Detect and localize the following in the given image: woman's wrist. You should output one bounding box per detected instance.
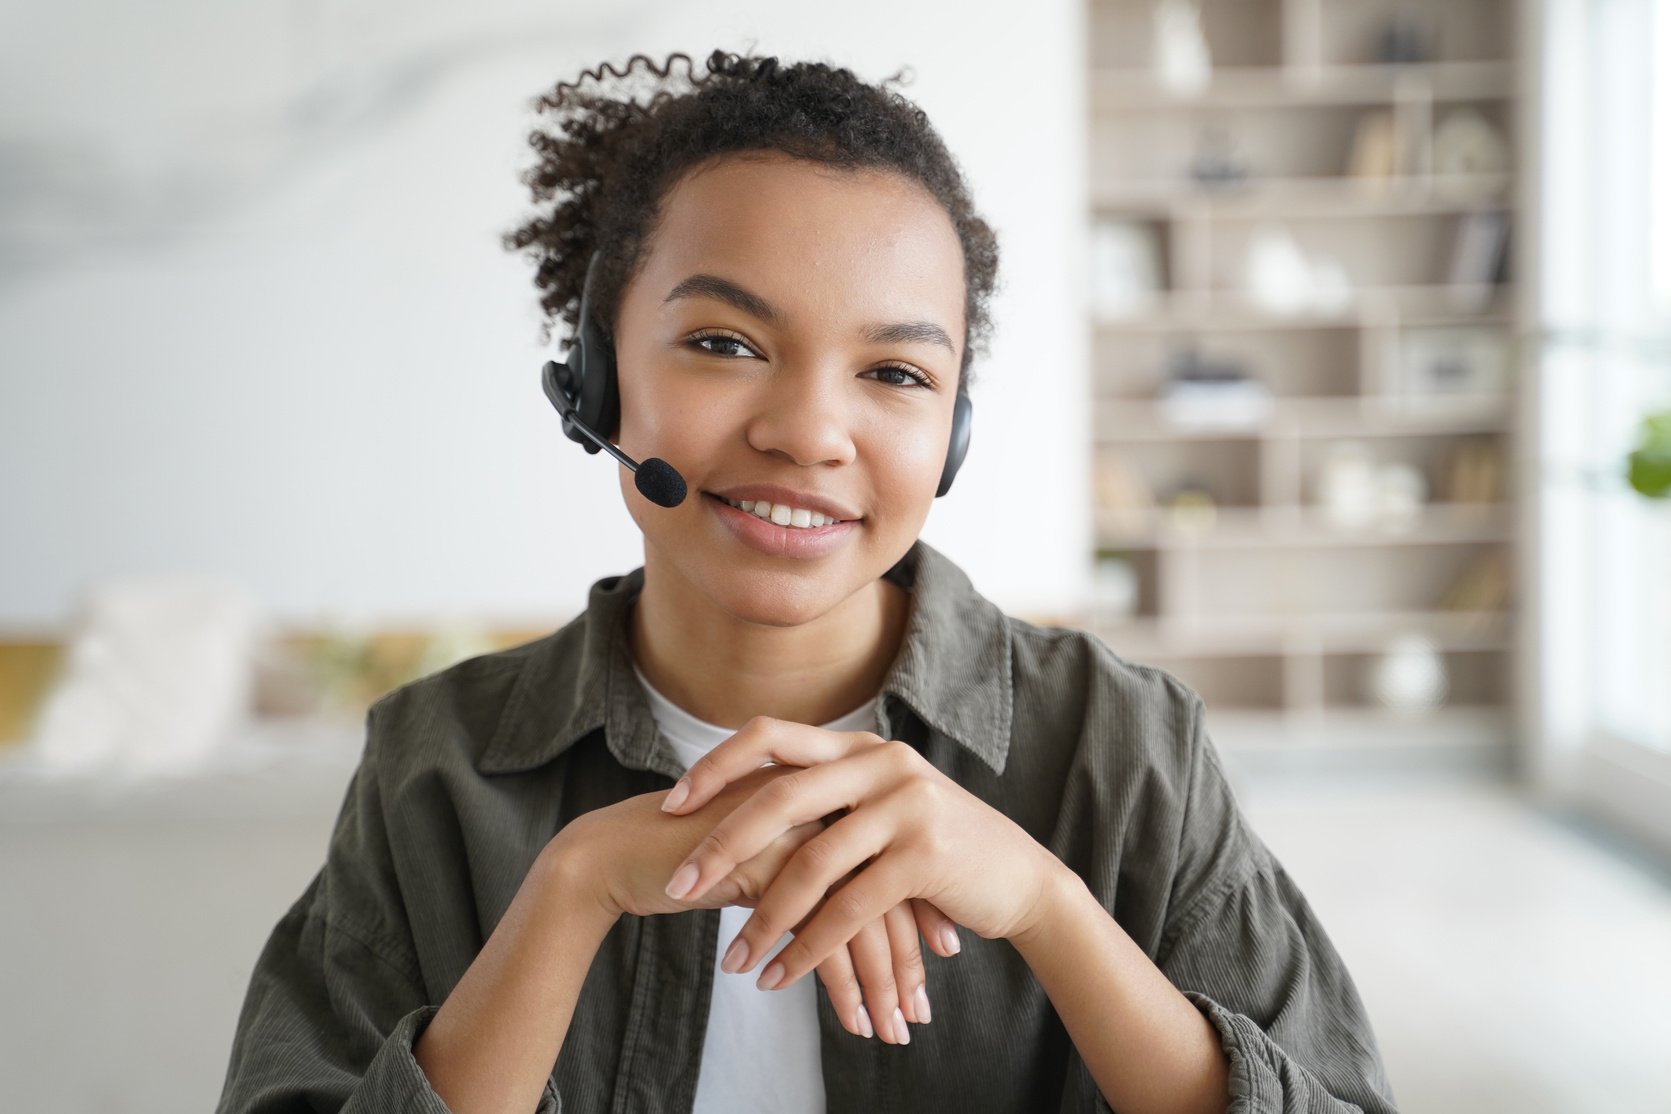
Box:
[539,823,625,938]
[1007,854,1087,953]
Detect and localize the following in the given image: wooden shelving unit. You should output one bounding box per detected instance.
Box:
[1084,0,1523,757]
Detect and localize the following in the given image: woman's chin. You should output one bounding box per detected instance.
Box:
[708,577,849,630]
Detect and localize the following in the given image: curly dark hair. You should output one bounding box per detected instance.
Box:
[500,49,1000,391]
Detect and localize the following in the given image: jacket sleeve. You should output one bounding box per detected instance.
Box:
[1153,695,1401,1114]
[214,705,562,1114]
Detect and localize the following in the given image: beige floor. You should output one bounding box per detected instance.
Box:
[1227,762,1671,1114]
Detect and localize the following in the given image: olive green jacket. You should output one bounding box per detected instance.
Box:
[216,539,1398,1113]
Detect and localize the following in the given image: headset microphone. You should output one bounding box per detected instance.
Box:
[541,361,687,507]
[540,252,688,508]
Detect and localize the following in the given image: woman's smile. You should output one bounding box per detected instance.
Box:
[704,492,861,560]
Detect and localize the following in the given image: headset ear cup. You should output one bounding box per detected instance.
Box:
[574,310,617,442]
[564,251,617,450]
[595,341,621,442]
[936,391,973,498]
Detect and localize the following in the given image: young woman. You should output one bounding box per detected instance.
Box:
[216,51,1399,1114]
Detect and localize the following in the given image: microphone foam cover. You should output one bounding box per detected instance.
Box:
[635,458,687,508]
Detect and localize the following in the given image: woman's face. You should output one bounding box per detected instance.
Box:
[611,151,967,628]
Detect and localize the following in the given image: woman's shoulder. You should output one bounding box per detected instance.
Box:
[1004,613,1204,723]
[360,619,588,775]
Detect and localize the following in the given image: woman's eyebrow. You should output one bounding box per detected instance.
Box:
[663,272,955,355]
[664,273,782,326]
[862,320,955,355]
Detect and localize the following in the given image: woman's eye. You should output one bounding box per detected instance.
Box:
[690,333,756,358]
[867,365,931,389]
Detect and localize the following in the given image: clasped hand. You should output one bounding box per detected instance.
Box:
[659,717,1060,1001]
[563,761,954,1043]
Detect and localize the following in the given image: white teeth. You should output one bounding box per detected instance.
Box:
[719,496,841,529]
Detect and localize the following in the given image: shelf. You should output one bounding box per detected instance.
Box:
[1090,609,1511,657]
[1092,287,1514,332]
[1092,61,1516,110]
[1093,174,1513,218]
[1094,395,1510,442]
[1202,705,1513,756]
[1095,501,1512,549]
[1082,0,1523,751]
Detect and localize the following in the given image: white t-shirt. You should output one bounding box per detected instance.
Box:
[633,662,878,1114]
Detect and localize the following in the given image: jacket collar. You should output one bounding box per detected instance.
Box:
[476,539,1013,780]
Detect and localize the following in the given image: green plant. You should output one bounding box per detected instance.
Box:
[1627,408,1671,499]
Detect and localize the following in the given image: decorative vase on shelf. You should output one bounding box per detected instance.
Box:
[1318,441,1380,530]
[1366,635,1449,717]
[1245,224,1313,315]
[1154,0,1211,95]
[1092,554,1140,624]
[1375,462,1428,532]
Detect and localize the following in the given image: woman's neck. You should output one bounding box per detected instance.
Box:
[627,552,911,730]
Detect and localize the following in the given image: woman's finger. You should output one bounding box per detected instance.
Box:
[761,855,917,993]
[845,915,908,1045]
[718,803,899,977]
[884,900,929,1028]
[812,941,875,1040]
[669,744,906,903]
[911,897,962,959]
[662,716,890,815]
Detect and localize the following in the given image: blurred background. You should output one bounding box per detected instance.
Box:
[1,0,1668,1110]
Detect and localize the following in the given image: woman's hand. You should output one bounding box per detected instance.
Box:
[658,717,1067,994]
[554,764,961,1043]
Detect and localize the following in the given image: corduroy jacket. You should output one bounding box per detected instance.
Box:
[216,539,1399,1113]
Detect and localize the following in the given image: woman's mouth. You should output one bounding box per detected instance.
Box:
[711,494,850,530]
[703,493,860,559]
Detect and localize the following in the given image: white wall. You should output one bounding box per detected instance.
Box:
[0,0,1089,634]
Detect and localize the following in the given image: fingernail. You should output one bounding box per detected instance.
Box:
[855,1004,874,1039]
[665,862,698,900]
[939,925,961,955]
[756,961,784,991]
[662,778,690,812]
[914,984,931,1024]
[721,937,749,974]
[892,1006,910,1045]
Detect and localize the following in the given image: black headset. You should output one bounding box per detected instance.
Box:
[541,252,973,506]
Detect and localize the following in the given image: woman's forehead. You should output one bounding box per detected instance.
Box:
[637,154,966,325]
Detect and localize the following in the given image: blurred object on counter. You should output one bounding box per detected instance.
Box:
[255,618,510,722]
[25,577,259,777]
[0,642,63,747]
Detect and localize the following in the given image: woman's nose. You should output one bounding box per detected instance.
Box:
[744,366,857,468]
